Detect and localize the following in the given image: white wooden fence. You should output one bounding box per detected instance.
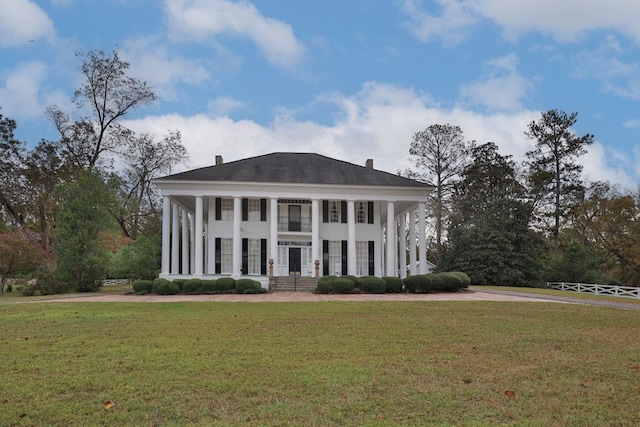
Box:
[102,279,131,286]
[548,282,640,299]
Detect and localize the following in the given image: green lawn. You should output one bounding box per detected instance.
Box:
[1,300,639,426]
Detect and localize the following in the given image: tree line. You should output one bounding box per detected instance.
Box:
[0,50,187,295]
[407,115,640,287]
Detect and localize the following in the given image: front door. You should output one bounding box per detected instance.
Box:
[288,205,301,232]
[289,247,301,276]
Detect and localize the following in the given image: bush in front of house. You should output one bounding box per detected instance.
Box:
[152,278,171,294]
[201,279,218,294]
[403,274,433,293]
[133,280,153,294]
[183,278,203,295]
[156,281,179,295]
[358,276,386,294]
[382,276,403,293]
[315,275,336,294]
[450,271,471,288]
[235,278,266,294]
[215,277,236,292]
[334,277,355,293]
[171,278,187,292]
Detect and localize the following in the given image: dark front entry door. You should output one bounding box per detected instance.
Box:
[288,205,301,232]
[289,247,301,276]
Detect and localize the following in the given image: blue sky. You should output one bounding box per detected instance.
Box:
[1,0,639,187]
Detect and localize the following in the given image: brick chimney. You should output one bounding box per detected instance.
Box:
[365,158,373,169]
[215,155,223,165]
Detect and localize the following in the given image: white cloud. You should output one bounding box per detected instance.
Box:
[459,53,535,111]
[0,62,47,119]
[401,0,478,45]
[0,0,55,47]
[123,38,212,100]
[164,0,306,69]
[207,96,245,116]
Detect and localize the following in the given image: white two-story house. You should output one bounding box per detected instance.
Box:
[153,152,433,289]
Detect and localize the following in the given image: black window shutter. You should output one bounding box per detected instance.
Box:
[215,238,221,274]
[260,199,267,222]
[341,240,348,275]
[260,239,267,275]
[341,201,347,223]
[368,201,374,224]
[242,198,248,221]
[215,198,222,221]
[322,200,328,223]
[242,238,248,275]
[322,240,329,276]
[368,240,375,275]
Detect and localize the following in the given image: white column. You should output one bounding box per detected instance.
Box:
[181,209,189,275]
[160,196,170,277]
[311,199,320,269]
[400,212,407,279]
[418,202,427,274]
[347,200,357,275]
[270,198,278,276]
[190,213,195,274]
[194,196,203,277]
[386,201,396,277]
[409,208,417,276]
[232,196,242,278]
[171,203,179,274]
[207,197,216,275]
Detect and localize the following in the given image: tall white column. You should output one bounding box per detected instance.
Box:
[409,208,417,276]
[400,212,407,279]
[347,200,357,275]
[270,198,278,276]
[232,196,242,278]
[311,199,319,269]
[194,196,203,277]
[190,213,195,274]
[386,201,396,277]
[171,203,179,274]
[418,202,427,274]
[207,197,216,275]
[161,196,170,277]
[181,209,189,274]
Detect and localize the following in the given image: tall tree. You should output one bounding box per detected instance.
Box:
[441,143,544,287]
[526,109,593,259]
[46,50,157,172]
[0,230,48,295]
[0,110,27,228]
[408,124,473,263]
[54,172,117,292]
[111,131,187,239]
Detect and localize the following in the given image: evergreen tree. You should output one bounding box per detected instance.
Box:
[441,143,544,287]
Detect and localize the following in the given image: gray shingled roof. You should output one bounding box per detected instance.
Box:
[156,152,431,188]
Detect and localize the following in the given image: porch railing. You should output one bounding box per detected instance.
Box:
[278,216,312,232]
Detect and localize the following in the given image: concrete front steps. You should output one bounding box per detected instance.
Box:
[269,276,317,292]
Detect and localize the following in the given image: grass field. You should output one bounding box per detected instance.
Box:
[1,299,639,426]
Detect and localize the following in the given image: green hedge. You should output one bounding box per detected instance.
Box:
[334,277,355,293]
[152,278,170,294]
[382,276,403,293]
[201,280,217,294]
[235,278,266,294]
[359,276,386,294]
[183,279,203,295]
[156,281,179,295]
[216,277,236,292]
[171,278,187,292]
[403,275,432,293]
[316,275,336,294]
[133,280,153,294]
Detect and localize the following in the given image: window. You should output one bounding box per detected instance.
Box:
[356,241,369,276]
[329,200,341,223]
[247,239,261,275]
[356,201,368,224]
[220,238,233,274]
[328,240,342,275]
[248,199,261,221]
[221,198,234,221]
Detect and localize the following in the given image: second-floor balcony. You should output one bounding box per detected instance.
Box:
[278,216,312,232]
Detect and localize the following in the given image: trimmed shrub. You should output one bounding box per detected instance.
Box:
[431,272,465,292]
[216,277,236,292]
[235,278,265,294]
[316,275,336,294]
[201,280,218,294]
[450,272,471,288]
[156,281,179,295]
[152,278,170,294]
[382,276,403,293]
[133,280,153,294]
[359,276,387,294]
[403,275,433,293]
[183,279,203,295]
[334,277,355,293]
[172,279,187,292]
